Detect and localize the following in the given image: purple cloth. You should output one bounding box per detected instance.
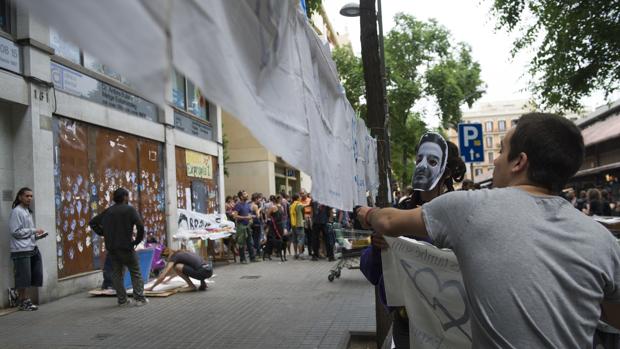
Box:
[360,246,389,309]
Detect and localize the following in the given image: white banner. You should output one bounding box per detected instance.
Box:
[19,0,379,210]
[176,209,235,241]
[382,236,472,349]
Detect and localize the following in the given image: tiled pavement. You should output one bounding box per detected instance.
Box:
[0,256,375,349]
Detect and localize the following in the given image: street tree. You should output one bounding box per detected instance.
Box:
[332,14,483,187]
[491,0,620,111]
[332,46,366,119]
[385,14,484,187]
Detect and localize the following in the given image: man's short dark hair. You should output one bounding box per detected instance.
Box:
[508,113,584,192]
[113,188,129,204]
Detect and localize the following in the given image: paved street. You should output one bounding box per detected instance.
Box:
[0,258,375,349]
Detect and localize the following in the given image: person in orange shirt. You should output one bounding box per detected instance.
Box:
[299,190,313,257]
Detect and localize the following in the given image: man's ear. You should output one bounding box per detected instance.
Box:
[510,152,529,174]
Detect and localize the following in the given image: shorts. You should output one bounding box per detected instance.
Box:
[182,264,213,280]
[11,247,43,289]
[293,227,305,246]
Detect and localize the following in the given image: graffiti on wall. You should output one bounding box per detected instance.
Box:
[54,117,166,278]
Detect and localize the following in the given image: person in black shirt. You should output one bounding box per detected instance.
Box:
[89,188,147,307]
[146,250,212,291]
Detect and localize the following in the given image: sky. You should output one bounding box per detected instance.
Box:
[323,0,619,127]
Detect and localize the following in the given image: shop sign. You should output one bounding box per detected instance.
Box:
[50,62,157,121]
[0,36,20,74]
[186,150,213,179]
[174,110,213,140]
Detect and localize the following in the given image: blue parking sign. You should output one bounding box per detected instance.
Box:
[458,123,484,163]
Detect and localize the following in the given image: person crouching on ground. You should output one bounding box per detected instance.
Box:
[146,250,212,291]
[89,187,148,307]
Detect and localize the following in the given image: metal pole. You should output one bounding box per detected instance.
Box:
[470,163,474,181]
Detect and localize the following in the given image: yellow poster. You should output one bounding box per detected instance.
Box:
[186,150,212,179]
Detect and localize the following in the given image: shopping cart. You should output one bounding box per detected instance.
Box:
[328,223,372,282]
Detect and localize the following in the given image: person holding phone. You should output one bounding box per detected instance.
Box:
[8,187,47,311]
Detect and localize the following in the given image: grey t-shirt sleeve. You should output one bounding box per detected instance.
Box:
[604,241,620,302]
[421,190,475,249]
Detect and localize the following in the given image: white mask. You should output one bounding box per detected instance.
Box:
[412,133,448,192]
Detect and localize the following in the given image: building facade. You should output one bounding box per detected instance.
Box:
[447,100,534,181]
[222,111,311,197]
[568,99,620,201]
[0,4,224,307]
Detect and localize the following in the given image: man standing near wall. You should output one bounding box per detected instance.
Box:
[8,187,47,311]
[89,188,148,307]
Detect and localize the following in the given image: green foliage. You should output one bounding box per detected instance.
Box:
[491,0,620,111]
[304,0,322,18]
[332,46,367,120]
[385,14,484,186]
[223,132,230,177]
[332,13,484,187]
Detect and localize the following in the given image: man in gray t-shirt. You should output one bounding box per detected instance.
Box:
[355,113,620,347]
[423,187,620,347]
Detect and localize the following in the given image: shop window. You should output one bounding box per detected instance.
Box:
[171,70,186,110]
[171,70,209,122]
[50,28,81,65]
[485,121,494,132]
[475,168,483,176]
[0,0,11,34]
[51,30,130,85]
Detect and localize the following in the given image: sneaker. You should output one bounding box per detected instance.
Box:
[7,288,18,308]
[19,299,38,311]
[134,298,149,307]
[118,299,132,307]
[294,254,299,260]
[199,280,208,291]
[241,260,249,264]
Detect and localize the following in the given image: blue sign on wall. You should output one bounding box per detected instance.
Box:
[458,123,484,163]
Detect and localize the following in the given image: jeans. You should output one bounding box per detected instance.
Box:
[251,224,262,255]
[101,254,113,289]
[109,249,145,303]
[236,224,255,262]
[312,223,334,258]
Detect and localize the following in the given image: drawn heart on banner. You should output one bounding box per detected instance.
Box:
[400,260,472,341]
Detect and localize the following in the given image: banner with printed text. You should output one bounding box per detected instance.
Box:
[382,236,472,349]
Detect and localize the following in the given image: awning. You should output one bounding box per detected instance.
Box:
[573,161,620,178]
[581,113,620,147]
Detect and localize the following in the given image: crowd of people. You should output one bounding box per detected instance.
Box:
[224,189,352,264]
[564,187,620,216]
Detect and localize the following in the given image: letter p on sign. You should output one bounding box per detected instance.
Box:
[463,126,478,147]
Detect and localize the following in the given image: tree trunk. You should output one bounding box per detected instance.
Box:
[360,0,389,208]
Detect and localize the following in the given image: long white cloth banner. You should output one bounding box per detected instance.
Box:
[20,0,379,211]
[382,237,472,349]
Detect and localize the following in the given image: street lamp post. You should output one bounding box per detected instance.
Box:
[341,3,392,348]
[340,0,391,209]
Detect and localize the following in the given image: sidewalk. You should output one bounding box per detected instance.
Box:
[0,257,375,349]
